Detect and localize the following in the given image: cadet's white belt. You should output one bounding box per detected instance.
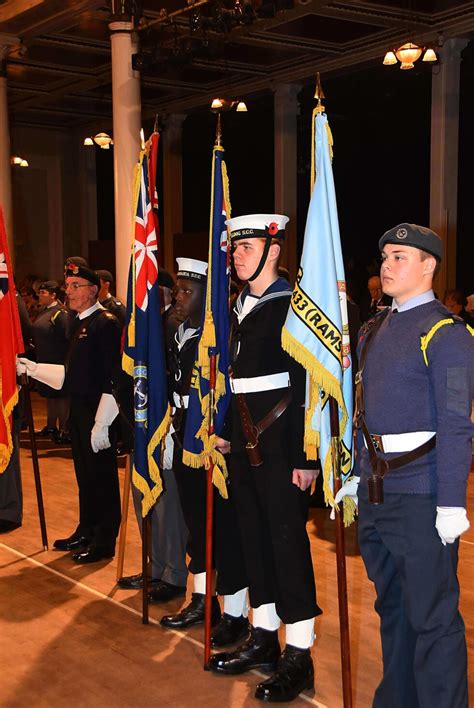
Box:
[173,392,189,409]
[230,372,290,394]
[364,431,436,454]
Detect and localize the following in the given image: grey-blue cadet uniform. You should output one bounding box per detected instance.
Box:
[356,289,473,707]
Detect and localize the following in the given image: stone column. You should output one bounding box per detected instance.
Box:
[429,38,467,295]
[0,34,19,258]
[109,20,142,301]
[274,83,299,281]
[163,113,186,275]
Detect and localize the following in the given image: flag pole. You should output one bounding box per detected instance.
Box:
[329,396,353,707]
[142,511,151,624]
[22,376,48,550]
[116,452,132,581]
[204,352,217,668]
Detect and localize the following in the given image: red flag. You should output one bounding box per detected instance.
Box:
[0,208,24,474]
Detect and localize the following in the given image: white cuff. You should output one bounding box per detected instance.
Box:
[95,393,119,426]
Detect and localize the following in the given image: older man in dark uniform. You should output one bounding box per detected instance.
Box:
[337,224,474,708]
[18,263,122,563]
[210,214,321,703]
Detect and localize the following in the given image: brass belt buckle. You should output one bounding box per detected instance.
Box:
[370,434,384,453]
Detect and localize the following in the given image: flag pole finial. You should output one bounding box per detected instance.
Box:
[215,113,222,147]
[314,72,325,113]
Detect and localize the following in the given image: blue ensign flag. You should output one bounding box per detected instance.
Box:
[123,139,171,516]
[182,145,231,498]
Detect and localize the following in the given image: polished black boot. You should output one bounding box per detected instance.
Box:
[53,531,91,551]
[209,625,280,675]
[211,613,250,648]
[254,644,314,702]
[160,593,221,629]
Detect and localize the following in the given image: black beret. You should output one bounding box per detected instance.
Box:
[39,280,59,293]
[96,269,114,284]
[379,223,443,262]
[65,256,88,268]
[64,262,100,287]
[158,269,174,290]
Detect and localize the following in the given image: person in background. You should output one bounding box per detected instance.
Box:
[30,280,70,443]
[97,269,126,327]
[444,288,474,326]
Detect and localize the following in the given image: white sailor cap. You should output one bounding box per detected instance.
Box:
[176,257,208,282]
[225,214,289,242]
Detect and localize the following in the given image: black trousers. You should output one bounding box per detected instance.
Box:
[173,451,247,596]
[229,451,320,625]
[69,397,121,548]
[358,487,468,708]
[0,417,22,526]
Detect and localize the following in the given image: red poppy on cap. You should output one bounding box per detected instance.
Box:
[267,222,279,236]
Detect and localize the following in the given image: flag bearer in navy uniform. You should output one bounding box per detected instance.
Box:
[337,224,474,708]
[210,215,321,703]
[160,258,249,648]
[17,263,122,563]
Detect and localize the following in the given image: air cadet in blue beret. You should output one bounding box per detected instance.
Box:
[337,223,474,708]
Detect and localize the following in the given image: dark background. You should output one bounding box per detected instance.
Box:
[96,39,473,304]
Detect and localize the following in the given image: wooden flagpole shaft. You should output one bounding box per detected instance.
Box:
[329,395,353,708]
[142,511,151,624]
[22,376,48,550]
[116,453,132,581]
[204,353,217,669]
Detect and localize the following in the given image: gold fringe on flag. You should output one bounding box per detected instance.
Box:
[0,368,18,474]
[281,326,350,513]
[132,404,172,516]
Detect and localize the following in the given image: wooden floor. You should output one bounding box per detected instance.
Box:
[0,394,473,707]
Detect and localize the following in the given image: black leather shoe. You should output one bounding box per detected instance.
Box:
[254,645,314,702]
[160,593,221,629]
[117,572,161,590]
[0,520,21,533]
[209,625,280,675]
[72,546,115,564]
[148,581,186,603]
[53,431,71,444]
[53,532,91,551]
[36,426,58,438]
[211,613,250,648]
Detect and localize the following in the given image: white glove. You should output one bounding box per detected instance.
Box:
[435,506,470,545]
[90,393,119,454]
[162,426,175,469]
[91,423,110,453]
[16,357,65,389]
[330,477,360,520]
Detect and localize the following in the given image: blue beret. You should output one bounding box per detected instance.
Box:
[379,223,443,261]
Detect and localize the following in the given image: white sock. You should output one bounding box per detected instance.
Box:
[223,587,249,618]
[285,618,315,649]
[193,572,210,595]
[252,603,281,631]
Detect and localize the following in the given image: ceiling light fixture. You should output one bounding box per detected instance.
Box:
[383,42,437,70]
[83,132,113,148]
[211,98,248,113]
